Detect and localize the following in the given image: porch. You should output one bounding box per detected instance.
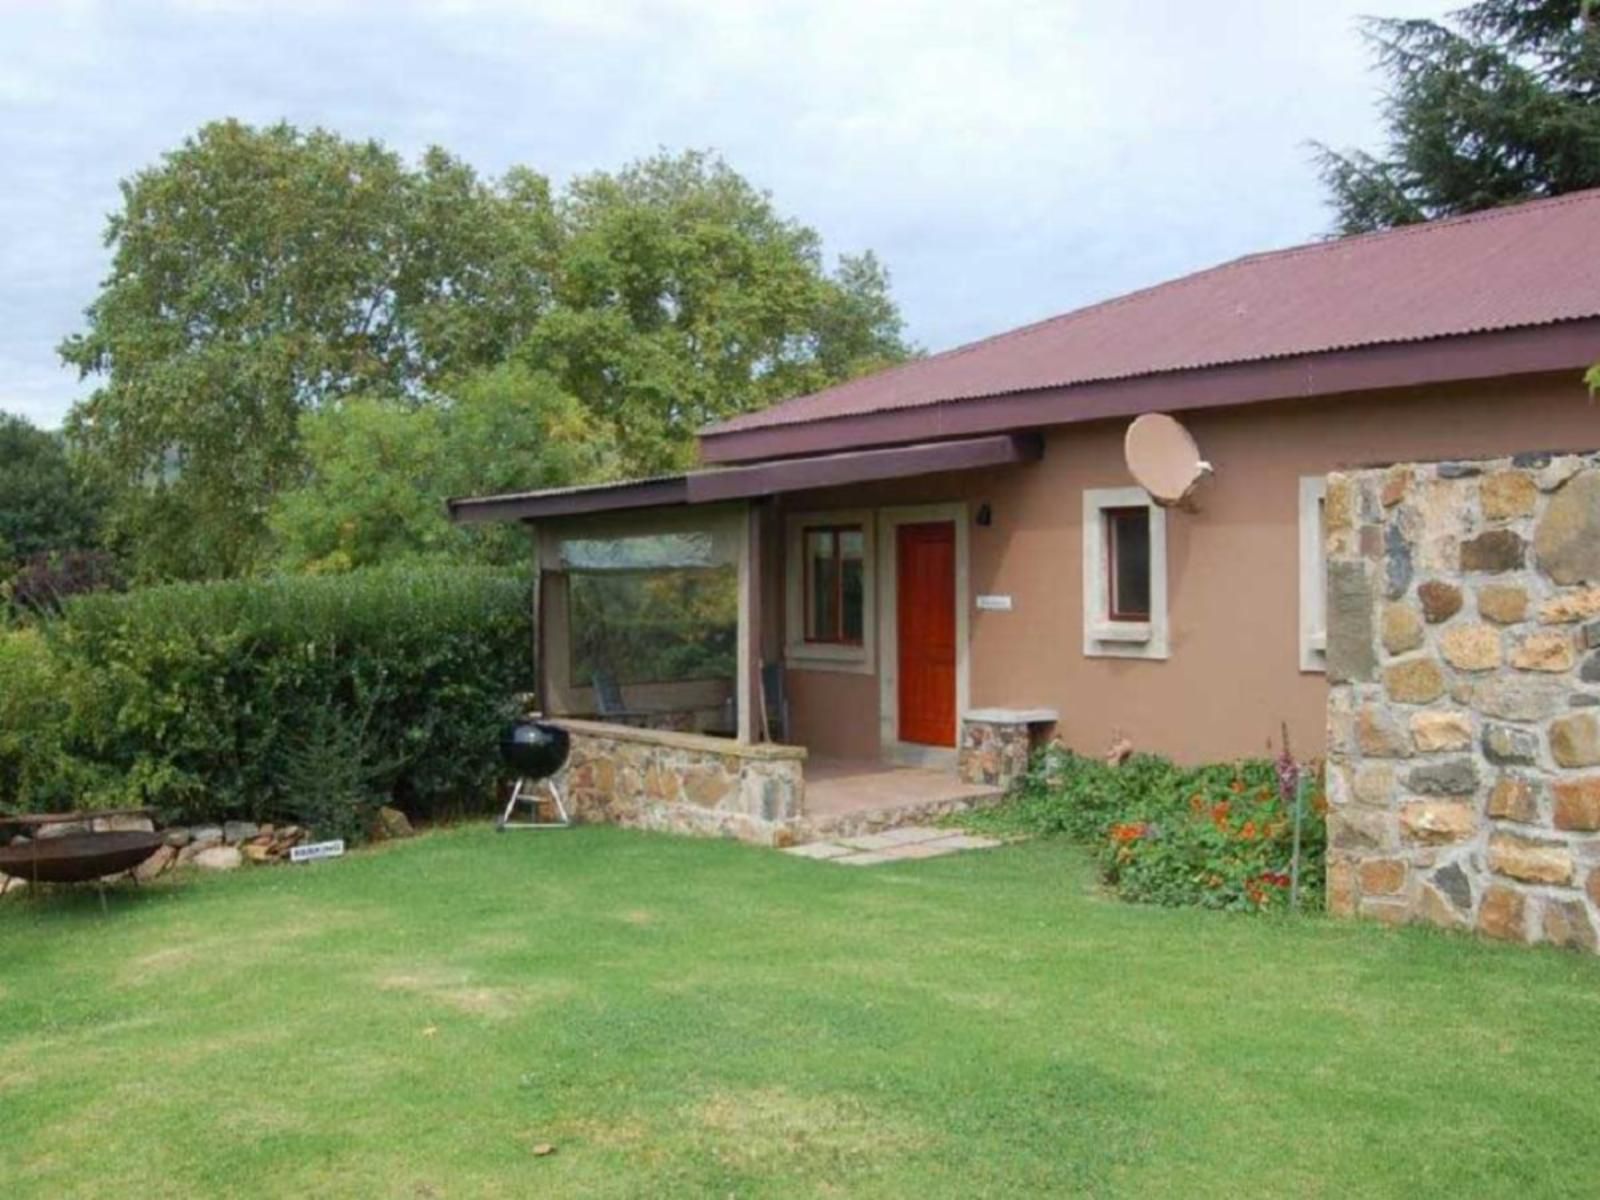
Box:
[545,719,1009,846]
[801,756,1007,840]
[449,433,1052,844]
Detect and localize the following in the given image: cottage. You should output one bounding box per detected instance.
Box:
[451,188,1600,843]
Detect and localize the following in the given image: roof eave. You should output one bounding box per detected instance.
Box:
[697,320,1600,466]
[447,476,691,524]
[446,433,1042,525]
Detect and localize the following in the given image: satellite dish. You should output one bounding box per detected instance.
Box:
[1125,413,1213,508]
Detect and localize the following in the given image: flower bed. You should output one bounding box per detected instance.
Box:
[961,745,1327,912]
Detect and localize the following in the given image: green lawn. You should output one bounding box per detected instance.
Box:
[2,827,1597,1198]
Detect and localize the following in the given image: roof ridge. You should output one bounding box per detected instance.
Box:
[703,186,1600,438]
[820,188,1600,381]
[1228,185,1600,269]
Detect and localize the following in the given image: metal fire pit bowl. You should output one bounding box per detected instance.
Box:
[0,830,167,884]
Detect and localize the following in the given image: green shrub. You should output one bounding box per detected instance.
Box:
[0,628,87,812]
[276,699,394,844]
[12,566,532,833]
[963,743,1326,913]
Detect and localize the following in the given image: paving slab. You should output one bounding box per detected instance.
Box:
[831,851,899,866]
[835,826,953,851]
[879,839,964,860]
[780,841,854,860]
[926,834,1003,851]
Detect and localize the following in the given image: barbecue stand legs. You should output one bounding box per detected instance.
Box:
[496,775,572,831]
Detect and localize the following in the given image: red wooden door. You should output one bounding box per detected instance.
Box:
[896,521,957,747]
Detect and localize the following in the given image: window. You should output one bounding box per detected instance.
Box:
[1299,476,1328,672]
[785,511,875,672]
[1104,507,1151,621]
[803,525,865,644]
[1083,488,1168,659]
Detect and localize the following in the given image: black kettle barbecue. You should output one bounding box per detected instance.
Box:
[496,719,572,831]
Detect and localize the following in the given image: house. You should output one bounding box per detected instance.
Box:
[450,188,1600,843]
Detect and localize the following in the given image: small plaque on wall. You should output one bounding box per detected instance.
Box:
[976,594,1013,612]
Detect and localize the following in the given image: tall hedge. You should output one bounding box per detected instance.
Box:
[9,567,532,828]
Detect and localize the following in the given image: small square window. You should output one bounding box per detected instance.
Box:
[1083,488,1168,659]
[803,524,865,644]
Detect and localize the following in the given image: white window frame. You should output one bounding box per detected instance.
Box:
[1082,487,1168,660]
[1298,475,1328,673]
[784,509,875,674]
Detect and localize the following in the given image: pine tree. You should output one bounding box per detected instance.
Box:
[1317,0,1600,234]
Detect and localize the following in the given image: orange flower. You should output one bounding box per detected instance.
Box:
[1240,820,1258,841]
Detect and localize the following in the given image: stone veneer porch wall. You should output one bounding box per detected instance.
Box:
[552,719,806,847]
[1325,452,1600,950]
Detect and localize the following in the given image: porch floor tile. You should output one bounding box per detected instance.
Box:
[785,826,1005,866]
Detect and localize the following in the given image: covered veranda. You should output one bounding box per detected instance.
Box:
[447,434,1042,843]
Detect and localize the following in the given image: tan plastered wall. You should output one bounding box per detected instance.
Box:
[783,370,1600,764]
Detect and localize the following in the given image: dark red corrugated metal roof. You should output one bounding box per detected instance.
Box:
[705,188,1600,438]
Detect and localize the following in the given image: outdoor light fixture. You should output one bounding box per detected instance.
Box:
[976,503,993,527]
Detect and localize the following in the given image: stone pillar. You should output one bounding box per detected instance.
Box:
[958,708,1059,789]
[1324,454,1600,951]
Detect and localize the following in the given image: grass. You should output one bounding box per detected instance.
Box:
[2,827,1598,1198]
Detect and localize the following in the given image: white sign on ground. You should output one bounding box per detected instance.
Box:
[290,839,346,864]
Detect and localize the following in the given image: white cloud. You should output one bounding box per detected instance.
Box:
[0,0,1453,428]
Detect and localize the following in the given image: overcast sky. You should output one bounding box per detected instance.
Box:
[0,0,1454,428]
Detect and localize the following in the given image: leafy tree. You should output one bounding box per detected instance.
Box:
[60,121,551,579]
[1316,0,1600,234]
[62,126,908,579]
[527,150,909,473]
[268,363,616,573]
[0,412,100,565]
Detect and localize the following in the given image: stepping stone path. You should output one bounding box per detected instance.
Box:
[781,825,1003,866]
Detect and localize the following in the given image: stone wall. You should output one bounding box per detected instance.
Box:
[554,719,806,847]
[1325,453,1600,950]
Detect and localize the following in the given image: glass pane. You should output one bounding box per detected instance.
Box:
[1109,509,1151,619]
[1314,497,1327,629]
[560,532,715,571]
[806,529,837,640]
[569,566,737,686]
[840,531,865,642]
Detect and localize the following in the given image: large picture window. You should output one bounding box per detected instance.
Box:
[803,525,865,644]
